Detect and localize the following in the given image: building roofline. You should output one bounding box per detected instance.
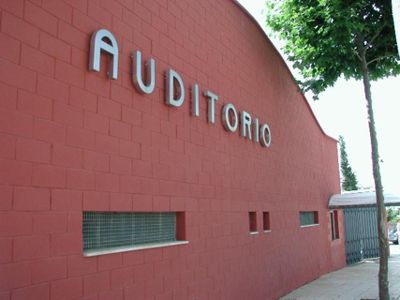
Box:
[232,1,337,143]
[328,190,400,208]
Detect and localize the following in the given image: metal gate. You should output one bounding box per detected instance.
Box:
[343,207,379,264]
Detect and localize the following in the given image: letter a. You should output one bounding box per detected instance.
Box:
[89,29,119,80]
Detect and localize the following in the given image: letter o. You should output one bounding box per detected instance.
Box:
[260,123,272,147]
[222,103,238,132]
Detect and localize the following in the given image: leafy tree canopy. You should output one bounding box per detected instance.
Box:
[387,208,400,222]
[266,0,400,97]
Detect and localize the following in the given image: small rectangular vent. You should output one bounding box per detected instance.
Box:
[263,211,270,231]
[249,211,258,233]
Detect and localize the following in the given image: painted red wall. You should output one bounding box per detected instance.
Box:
[0,0,345,299]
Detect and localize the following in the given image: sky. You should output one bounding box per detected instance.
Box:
[238,0,400,193]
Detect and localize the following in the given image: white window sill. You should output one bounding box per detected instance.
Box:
[83,240,189,257]
[263,230,272,233]
[249,231,259,235]
[300,224,320,228]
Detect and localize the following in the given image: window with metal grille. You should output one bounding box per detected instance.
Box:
[330,210,340,240]
[83,211,187,256]
[299,211,319,227]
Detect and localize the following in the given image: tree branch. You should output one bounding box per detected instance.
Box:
[367,54,392,66]
[355,32,367,60]
[367,21,388,49]
[352,48,362,61]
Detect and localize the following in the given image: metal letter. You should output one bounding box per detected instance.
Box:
[222,103,238,132]
[191,84,200,117]
[260,123,272,147]
[89,29,119,80]
[240,111,252,140]
[204,91,218,124]
[166,69,185,107]
[132,50,155,94]
[253,118,260,143]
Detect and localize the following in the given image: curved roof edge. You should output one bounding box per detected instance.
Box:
[232,1,337,143]
[329,191,400,208]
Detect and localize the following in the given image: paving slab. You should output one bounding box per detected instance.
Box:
[281,245,400,300]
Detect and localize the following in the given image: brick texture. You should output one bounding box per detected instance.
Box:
[0,1,345,299]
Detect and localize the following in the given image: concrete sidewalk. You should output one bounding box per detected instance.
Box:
[280,246,400,300]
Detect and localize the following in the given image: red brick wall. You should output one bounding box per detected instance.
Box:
[0,0,345,299]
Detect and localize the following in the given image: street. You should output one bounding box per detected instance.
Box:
[390,243,400,256]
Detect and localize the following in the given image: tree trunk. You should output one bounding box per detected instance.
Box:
[360,53,390,300]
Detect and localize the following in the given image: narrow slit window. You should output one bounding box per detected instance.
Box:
[83,211,187,256]
[299,211,319,227]
[330,210,340,240]
[249,212,258,233]
[263,212,271,231]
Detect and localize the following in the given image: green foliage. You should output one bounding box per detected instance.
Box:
[266,0,400,98]
[339,136,359,191]
[387,208,400,222]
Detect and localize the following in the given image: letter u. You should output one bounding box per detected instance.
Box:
[132,50,156,94]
